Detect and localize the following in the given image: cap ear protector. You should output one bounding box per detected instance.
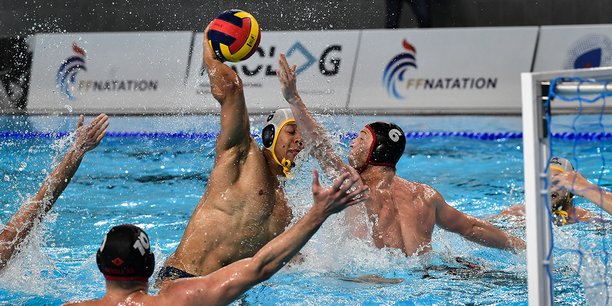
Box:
[262,124,275,148]
[262,108,297,176]
[364,122,406,169]
[96,224,155,282]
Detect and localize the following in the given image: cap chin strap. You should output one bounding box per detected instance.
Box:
[553,209,569,225]
[268,119,296,178]
[270,148,294,177]
[552,194,572,225]
[280,158,293,177]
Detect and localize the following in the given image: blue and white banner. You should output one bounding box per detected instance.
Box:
[27,32,193,114]
[185,30,359,112]
[532,25,612,111]
[534,24,612,72]
[24,25,611,115]
[349,27,539,113]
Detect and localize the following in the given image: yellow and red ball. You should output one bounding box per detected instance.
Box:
[208,9,261,62]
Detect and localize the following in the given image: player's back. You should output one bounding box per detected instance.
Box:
[368,177,438,256]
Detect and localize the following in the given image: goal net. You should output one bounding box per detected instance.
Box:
[521,67,612,305]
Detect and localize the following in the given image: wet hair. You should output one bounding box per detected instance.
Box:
[96,224,155,282]
[364,122,406,168]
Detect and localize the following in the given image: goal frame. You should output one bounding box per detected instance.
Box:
[521,67,612,305]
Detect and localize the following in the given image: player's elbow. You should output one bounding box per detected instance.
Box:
[258,266,275,282]
[445,217,480,239]
[258,258,283,281]
[223,75,243,92]
[248,257,276,283]
[211,75,243,102]
[458,223,479,239]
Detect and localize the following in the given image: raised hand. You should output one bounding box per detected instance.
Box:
[311,169,369,217]
[276,53,299,104]
[203,23,218,66]
[74,113,108,154]
[551,171,591,193]
[552,171,612,214]
[0,113,108,271]
[202,22,241,104]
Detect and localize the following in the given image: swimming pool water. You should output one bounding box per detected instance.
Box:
[0,114,610,305]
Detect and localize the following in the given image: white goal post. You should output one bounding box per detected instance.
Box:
[521,67,612,306]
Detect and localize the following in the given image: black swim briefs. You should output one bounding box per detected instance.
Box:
[157,266,196,282]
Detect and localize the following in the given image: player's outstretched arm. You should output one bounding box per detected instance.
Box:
[434,191,526,252]
[552,171,612,215]
[203,24,251,154]
[276,53,357,177]
[0,114,108,269]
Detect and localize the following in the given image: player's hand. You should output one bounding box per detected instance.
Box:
[551,171,590,194]
[508,236,526,253]
[73,113,108,154]
[277,53,299,104]
[311,169,369,217]
[203,23,219,66]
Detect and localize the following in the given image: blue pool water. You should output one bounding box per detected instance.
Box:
[0,114,610,305]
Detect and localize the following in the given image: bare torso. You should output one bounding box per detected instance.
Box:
[164,139,292,276]
[366,176,439,256]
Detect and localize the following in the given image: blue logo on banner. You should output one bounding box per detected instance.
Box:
[574,48,601,68]
[286,42,316,75]
[382,40,417,99]
[56,43,87,100]
[564,34,612,69]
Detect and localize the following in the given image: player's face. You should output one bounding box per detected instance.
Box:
[550,168,570,210]
[274,123,303,161]
[348,128,373,171]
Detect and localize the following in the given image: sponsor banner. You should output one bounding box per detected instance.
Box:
[533,25,612,111]
[27,32,194,114]
[0,37,32,113]
[535,25,612,71]
[349,27,538,113]
[186,30,358,112]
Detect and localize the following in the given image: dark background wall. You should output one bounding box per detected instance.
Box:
[1,0,611,36]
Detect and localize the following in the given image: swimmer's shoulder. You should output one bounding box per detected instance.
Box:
[579,208,606,223]
[394,177,440,202]
[406,177,439,192]
[215,136,262,163]
[394,176,427,189]
[498,204,526,216]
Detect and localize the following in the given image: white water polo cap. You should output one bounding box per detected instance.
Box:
[262,108,296,176]
[550,156,574,173]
